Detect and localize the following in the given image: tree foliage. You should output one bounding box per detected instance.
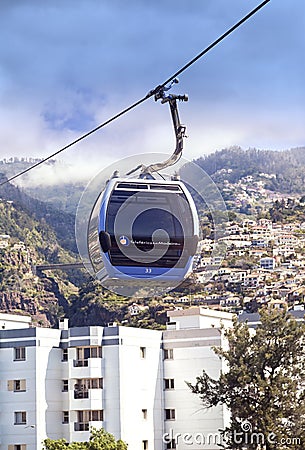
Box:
[43,428,127,450]
[188,308,305,449]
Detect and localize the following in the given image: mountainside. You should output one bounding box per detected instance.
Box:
[3,147,305,217]
[1,146,305,328]
[195,146,305,194]
[0,159,87,215]
[0,199,79,326]
[0,175,169,328]
[0,172,77,252]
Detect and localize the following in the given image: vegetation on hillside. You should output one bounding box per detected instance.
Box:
[0,198,171,328]
[0,172,77,252]
[0,199,81,326]
[196,146,305,194]
[1,146,305,327]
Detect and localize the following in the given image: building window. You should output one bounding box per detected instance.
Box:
[89,378,103,389]
[62,348,68,362]
[165,409,175,420]
[164,378,175,390]
[74,422,89,432]
[75,410,103,430]
[91,410,103,421]
[89,346,102,358]
[62,380,69,392]
[14,411,27,425]
[62,411,69,424]
[166,439,177,449]
[142,440,148,450]
[75,347,102,366]
[140,347,146,358]
[142,409,147,419]
[14,347,26,361]
[77,410,103,422]
[14,379,26,392]
[7,380,26,392]
[74,378,103,398]
[163,349,173,360]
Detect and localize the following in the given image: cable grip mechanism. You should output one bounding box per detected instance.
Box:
[139,79,188,177]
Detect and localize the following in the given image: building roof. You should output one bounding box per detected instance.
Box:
[167,306,234,321]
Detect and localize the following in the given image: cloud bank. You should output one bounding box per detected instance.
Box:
[0,0,304,184]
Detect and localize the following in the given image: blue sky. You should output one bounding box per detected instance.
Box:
[0,0,304,179]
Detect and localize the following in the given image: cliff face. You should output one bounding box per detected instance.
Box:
[0,197,79,327]
[0,243,70,326]
[0,291,55,326]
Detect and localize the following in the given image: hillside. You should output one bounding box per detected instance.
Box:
[1,146,305,328]
[195,146,305,194]
[0,176,169,328]
[3,147,305,217]
[0,198,81,326]
[0,159,86,215]
[0,172,77,252]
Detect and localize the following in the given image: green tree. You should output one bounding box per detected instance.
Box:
[43,428,127,450]
[187,308,305,449]
[43,438,70,450]
[88,428,127,450]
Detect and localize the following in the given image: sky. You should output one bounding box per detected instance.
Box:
[0,0,304,184]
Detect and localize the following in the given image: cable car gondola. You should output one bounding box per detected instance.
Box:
[90,80,200,286]
[97,175,199,282]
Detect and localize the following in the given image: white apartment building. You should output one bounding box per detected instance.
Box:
[0,309,233,450]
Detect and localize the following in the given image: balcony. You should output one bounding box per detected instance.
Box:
[70,358,103,378]
[73,359,89,368]
[74,420,104,433]
[71,388,103,410]
[74,389,89,399]
[74,421,89,432]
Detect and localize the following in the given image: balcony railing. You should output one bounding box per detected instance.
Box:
[74,422,89,431]
[73,359,89,367]
[74,390,89,399]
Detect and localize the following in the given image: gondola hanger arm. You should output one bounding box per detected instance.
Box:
[127,79,188,178]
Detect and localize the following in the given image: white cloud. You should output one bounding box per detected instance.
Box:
[0,0,304,181]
